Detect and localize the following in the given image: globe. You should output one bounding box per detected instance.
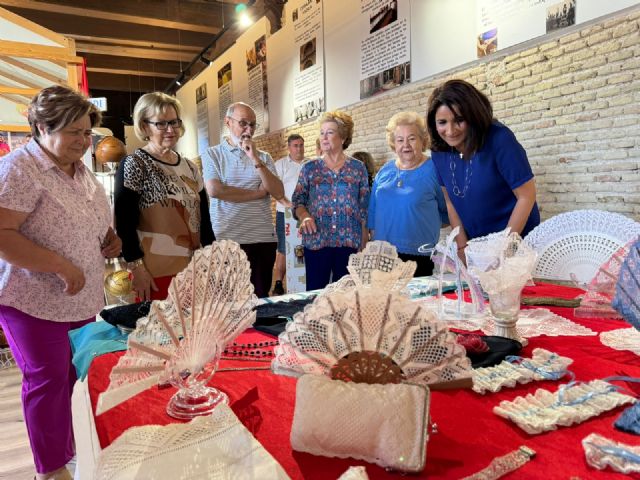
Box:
[95,136,127,165]
[104,269,133,297]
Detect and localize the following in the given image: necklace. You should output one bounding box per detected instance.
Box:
[450,151,473,198]
[395,156,425,188]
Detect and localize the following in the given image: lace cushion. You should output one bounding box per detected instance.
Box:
[291,374,430,473]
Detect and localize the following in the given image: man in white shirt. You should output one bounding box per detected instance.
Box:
[272,134,307,295]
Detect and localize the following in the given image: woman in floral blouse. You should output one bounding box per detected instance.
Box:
[292,110,370,290]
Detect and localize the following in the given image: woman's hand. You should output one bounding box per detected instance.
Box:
[131,265,158,301]
[299,216,317,234]
[101,227,122,258]
[56,258,85,295]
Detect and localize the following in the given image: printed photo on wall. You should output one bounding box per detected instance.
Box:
[300,38,317,71]
[477,27,498,58]
[369,0,398,34]
[546,0,576,33]
[0,132,10,157]
[359,61,410,99]
[217,62,232,88]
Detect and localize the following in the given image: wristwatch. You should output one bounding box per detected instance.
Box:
[127,258,145,270]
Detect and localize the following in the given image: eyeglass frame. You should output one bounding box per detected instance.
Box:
[144,118,183,130]
[228,116,258,129]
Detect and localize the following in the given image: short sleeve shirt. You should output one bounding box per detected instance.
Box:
[0,139,111,322]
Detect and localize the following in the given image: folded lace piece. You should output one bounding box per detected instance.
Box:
[582,433,640,474]
[482,308,596,338]
[494,379,636,435]
[612,239,640,330]
[291,374,430,473]
[472,348,572,394]
[95,404,290,480]
[615,402,640,435]
[600,328,640,356]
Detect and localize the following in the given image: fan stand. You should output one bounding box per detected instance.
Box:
[166,384,229,420]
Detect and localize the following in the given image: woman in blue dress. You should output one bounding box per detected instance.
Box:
[368,111,448,276]
[426,79,539,259]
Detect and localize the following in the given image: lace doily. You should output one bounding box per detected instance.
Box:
[582,433,640,474]
[600,328,640,356]
[472,349,573,394]
[523,209,640,284]
[95,404,290,480]
[493,379,636,435]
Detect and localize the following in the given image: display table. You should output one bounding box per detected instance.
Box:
[74,283,639,479]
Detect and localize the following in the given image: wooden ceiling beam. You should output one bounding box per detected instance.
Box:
[75,43,194,62]
[87,67,175,79]
[0,68,43,89]
[0,0,221,34]
[86,73,171,92]
[0,93,30,105]
[0,85,40,96]
[0,56,66,85]
[0,40,81,63]
[0,6,68,46]
[66,34,202,53]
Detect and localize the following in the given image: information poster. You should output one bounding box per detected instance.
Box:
[284,210,306,293]
[195,83,209,157]
[217,62,233,142]
[292,0,325,123]
[246,34,269,135]
[359,0,411,99]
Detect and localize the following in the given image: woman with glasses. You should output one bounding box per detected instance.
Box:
[115,92,214,301]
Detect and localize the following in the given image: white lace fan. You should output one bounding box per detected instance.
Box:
[96,241,258,418]
[524,209,640,284]
[273,286,472,389]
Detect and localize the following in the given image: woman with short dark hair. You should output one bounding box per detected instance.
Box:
[0,85,121,480]
[426,79,539,257]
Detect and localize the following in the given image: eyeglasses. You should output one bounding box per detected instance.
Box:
[144,119,183,130]
[229,117,258,129]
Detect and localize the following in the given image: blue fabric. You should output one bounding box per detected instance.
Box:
[615,403,640,435]
[69,321,128,380]
[303,246,357,291]
[612,239,640,331]
[432,122,540,240]
[276,211,286,254]
[368,159,448,255]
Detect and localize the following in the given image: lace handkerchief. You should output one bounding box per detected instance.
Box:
[494,379,636,435]
[600,328,640,356]
[473,348,572,394]
[582,433,640,474]
[95,404,290,480]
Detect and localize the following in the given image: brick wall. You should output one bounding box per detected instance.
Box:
[255,6,640,221]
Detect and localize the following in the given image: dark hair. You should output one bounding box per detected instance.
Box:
[287,133,303,145]
[28,85,101,138]
[426,79,493,154]
[352,151,375,187]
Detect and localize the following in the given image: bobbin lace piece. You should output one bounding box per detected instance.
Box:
[481,308,596,338]
[494,380,636,435]
[613,238,640,330]
[273,287,472,387]
[600,328,640,356]
[460,445,536,480]
[582,433,640,474]
[472,349,572,394]
[523,209,640,284]
[95,404,289,480]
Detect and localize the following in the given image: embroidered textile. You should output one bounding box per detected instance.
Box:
[582,433,640,474]
[599,328,640,356]
[613,239,640,330]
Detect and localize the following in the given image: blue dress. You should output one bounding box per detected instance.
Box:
[432,122,540,240]
[368,158,448,255]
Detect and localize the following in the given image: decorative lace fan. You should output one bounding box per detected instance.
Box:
[273,286,472,389]
[524,209,640,284]
[96,241,258,418]
[612,238,640,330]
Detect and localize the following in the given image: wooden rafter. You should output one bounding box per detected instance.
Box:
[1,40,82,63]
[66,34,201,53]
[0,5,67,46]
[0,93,30,105]
[0,0,221,34]
[0,85,40,96]
[0,123,31,132]
[74,43,193,62]
[86,67,174,78]
[0,68,43,89]
[0,56,66,85]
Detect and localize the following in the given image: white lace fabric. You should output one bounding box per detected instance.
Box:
[291,374,429,473]
[472,348,572,394]
[600,328,640,356]
[582,433,640,474]
[494,379,636,435]
[95,404,290,480]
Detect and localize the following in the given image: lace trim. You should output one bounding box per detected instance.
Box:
[600,328,640,356]
[460,446,536,480]
[472,349,572,394]
[493,379,636,435]
[582,433,640,474]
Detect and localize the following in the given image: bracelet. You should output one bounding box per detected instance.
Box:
[461,446,535,480]
[127,258,145,270]
[301,217,313,223]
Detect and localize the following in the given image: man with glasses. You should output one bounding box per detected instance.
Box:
[202,102,284,298]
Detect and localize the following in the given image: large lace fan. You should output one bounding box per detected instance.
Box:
[96,241,258,418]
[273,286,472,389]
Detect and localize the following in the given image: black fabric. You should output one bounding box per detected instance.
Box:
[100,301,152,330]
[114,160,144,262]
[397,252,435,277]
[253,297,317,337]
[199,188,215,245]
[464,335,523,368]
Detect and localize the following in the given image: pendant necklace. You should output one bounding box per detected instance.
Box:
[450,151,473,198]
[395,157,425,188]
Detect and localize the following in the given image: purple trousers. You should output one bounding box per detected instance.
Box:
[0,305,93,474]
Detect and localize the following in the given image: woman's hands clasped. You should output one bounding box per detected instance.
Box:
[100,227,122,258]
[299,216,317,235]
[131,265,158,302]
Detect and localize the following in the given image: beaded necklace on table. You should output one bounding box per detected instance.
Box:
[222,340,278,359]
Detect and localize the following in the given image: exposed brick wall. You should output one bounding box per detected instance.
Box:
[255,6,640,221]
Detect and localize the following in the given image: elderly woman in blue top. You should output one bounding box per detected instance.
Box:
[426,79,539,258]
[368,111,448,276]
[292,110,370,290]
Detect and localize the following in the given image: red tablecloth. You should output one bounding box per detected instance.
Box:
[88,284,640,479]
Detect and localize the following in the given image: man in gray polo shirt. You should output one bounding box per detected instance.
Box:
[202,102,284,297]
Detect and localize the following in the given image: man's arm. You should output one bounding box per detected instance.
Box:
[206,178,267,203]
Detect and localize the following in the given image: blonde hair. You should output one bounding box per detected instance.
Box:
[318,110,354,149]
[133,92,185,141]
[28,85,101,138]
[385,111,427,152]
